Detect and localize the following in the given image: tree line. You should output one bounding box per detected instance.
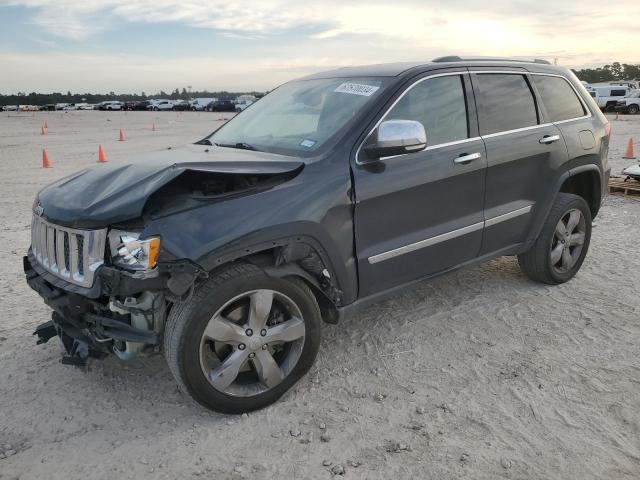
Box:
[0,88,265,106]
[572,62,640,84]
[2,62,639,106]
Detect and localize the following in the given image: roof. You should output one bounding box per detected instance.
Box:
[300,56,558,80]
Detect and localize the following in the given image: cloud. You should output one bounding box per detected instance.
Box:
[4,0,639,47]
[1,0,639,91]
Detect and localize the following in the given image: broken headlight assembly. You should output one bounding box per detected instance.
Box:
[108,230,160,271]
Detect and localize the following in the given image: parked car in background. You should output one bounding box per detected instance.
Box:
[190,98,216,111]
[97,101,123,111]
[148,100,174,111]
[206,99,235,112]
[234,101,252,112]
[39,104,56,111]
[63,103,89,111]
[19,105,40,111]
[55,103,70,110]
[79,104,95,110]
[126,101,151,111]
[172,100,191,111]
[235,94,256,104]
[2,105,18,111]
[587,85,635,111]
[615,90,640,115]
[108,101,123,111]
[26,57,610,414]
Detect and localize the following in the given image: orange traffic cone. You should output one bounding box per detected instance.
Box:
[151,122,156,131]
[615,111,620,121]
[623,138,636,159]
[98,145,107,163]
[42,148,51,168]
[118,129,125,141]
[44,120,48,129]
[40,125,46,135]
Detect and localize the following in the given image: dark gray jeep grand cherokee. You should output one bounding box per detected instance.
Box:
[25,57,611,413]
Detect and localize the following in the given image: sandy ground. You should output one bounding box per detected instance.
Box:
[0,110,639,480]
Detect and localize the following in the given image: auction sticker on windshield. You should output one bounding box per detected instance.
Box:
[334,83,380,96]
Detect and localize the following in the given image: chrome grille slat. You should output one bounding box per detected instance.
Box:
[30,215,106,288]
[47,226,57,271]
[56,230,69,278]
[69,233,80,282]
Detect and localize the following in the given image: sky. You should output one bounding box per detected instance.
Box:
[1,0,638,94]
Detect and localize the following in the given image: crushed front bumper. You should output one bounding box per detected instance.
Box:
[24,253,161,365]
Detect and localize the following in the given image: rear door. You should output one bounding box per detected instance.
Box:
[469,71,569,254]
[352,71,487,297]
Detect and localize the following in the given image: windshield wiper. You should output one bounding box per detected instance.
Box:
[214,142,258,151]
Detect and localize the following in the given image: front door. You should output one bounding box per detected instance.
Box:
[352,71,487,297]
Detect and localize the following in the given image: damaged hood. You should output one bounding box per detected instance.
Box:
[36,144,304,228]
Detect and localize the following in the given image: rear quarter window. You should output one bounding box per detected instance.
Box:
[532,75,586,122]
[474,74,538,136]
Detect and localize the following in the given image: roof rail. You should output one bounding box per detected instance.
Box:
[432,56,551,65]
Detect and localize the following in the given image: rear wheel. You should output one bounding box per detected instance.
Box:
[164,263,322,413]
[628,104,639,115]
[518,193,592,284]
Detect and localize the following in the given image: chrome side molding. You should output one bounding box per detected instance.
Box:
[367,204,533,264]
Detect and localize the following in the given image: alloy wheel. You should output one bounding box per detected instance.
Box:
[549,208,586,274]
[199,289,306,397]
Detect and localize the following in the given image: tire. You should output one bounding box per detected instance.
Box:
[518,193,592,284]
[628,104,639,115]
[164,263,322,414]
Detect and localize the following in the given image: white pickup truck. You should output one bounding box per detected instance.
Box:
[615,90,640,115]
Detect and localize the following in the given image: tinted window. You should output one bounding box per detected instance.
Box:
[385,75,468,146]
[532,75,585,122]
[611,89,626,96]
[475,74,538,135]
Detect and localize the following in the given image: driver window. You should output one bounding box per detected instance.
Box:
[386,75,469,146]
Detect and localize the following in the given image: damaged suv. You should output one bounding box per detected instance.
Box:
[25,57,610,413]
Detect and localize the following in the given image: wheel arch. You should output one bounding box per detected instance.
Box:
[558,165,602,218]
[197,233,348,324]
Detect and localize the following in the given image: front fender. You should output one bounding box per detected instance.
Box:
[141,163,358,304]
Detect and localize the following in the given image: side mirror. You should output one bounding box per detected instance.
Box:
[364,119,427,159]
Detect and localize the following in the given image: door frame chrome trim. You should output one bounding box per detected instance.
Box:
[484,205,532,227]
[481,123,553,139]
[367,221,484,264]
[367,204,533,264]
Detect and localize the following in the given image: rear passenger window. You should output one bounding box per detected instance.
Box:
[475,74,538,135]
[385,75,469,146]
[532,75,585,122]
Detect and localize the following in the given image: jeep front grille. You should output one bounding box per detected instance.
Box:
[31,215,107,287]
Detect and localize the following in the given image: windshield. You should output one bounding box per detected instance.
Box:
[207,77,388,157]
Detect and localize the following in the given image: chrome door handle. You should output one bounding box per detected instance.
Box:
[539,134,560,144]
[454,152,482,164]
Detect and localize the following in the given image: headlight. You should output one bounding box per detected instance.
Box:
[108,230,160,271]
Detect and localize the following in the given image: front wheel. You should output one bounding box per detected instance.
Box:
[164,263,322,413]
[628,104,639,115]
[518,193,592,284]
